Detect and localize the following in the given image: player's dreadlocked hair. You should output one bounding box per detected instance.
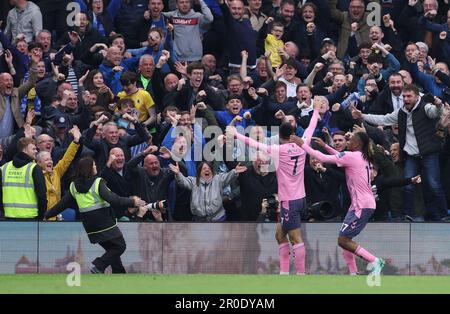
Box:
[354,132,374,163]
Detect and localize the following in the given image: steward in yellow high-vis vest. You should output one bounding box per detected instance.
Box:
[0,138,47,219]
[45,157,143,274]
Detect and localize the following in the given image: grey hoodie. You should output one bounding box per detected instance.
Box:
[175,169,238,220]
[163,0,213,61]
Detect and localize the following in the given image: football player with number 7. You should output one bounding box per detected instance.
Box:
[290,131,385,276]
[226,97,323,275]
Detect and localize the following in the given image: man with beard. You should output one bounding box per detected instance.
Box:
[371,73,404,115]
[352,84,447,221]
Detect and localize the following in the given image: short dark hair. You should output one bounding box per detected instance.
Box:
[332,130,346,138]
[28,42,44,51]
[389,72,403,81]
[120,71,138,86]
[296,83,311,93]
[17,137,35,153]
[279,121,294,140]
[403,84,420,95]
[148,27,164,39]
[275,81,287,90]
[107,33,124,47]
[187,62,205,75]
[75,157,95,179]
[367,53,383,65]
[358,41,372,51]
[271,21,284,30]
[280,0,295,9]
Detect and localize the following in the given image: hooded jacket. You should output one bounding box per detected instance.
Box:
[175,169,239,221]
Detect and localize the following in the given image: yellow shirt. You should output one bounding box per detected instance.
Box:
[44,141,80,220]
[265,34,284,68]
[117,89,155,123]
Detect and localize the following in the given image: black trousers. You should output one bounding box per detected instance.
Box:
[93,236,127,273]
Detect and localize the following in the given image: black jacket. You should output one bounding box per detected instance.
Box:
[397,100,442,157]
[45,177,134,243]
[84,122,150,171]
[100,164,134,219]
[0,152,47,219]
[128,153,173,215]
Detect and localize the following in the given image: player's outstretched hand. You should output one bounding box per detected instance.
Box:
[312,137,326,148]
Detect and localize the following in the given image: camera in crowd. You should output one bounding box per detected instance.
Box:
[266,196,279,211]
[263,196,279,221]
[144,200,167,213]
[307,201,336,221]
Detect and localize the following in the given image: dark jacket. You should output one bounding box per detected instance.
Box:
[100,164,134,219]
[56,25,106,63]
[174,80,224,112]
[128,153,174,212]
[234,164,277,221]
[220,3,257,67]
[0,152,47,219]
[398,100,442,157]
[113,0,148,49]
[45,177,134,243]
[84,122,150,171]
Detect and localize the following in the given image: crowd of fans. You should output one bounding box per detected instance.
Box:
[1,0,450,223]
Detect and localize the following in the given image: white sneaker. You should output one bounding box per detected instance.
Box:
[296,272,306,276]
[368,258,385,275]
[279,271,289,275]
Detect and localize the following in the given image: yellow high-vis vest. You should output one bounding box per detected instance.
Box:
[1,161,38,218]
[69,177,110,214]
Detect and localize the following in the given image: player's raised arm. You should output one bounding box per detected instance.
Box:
[291,135,337,165]
[301,96,322,144]
[226,126,274,155]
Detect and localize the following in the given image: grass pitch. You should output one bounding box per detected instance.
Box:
[0,274,450,294]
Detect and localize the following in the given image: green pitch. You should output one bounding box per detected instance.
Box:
[0,274,449,294]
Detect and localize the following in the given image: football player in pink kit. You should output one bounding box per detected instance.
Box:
[226,99,322,275]
[291,131,385,275]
